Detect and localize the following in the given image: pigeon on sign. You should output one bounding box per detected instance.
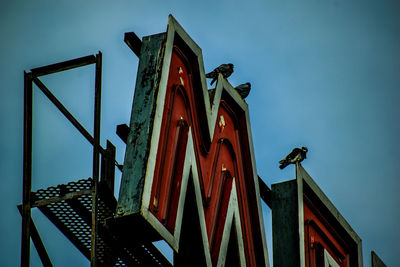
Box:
[234,82,251,99]
[279,147,308,169]
[206,63,234,85]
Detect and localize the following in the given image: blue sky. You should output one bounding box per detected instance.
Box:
[1,0,399,266]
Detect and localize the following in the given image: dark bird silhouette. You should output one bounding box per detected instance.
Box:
[206,63,234,85]
[234,82,251,99]
[279,147,308,169]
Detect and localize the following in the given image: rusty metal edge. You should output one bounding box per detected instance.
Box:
[31,55,96,77]
[31,189,92,208]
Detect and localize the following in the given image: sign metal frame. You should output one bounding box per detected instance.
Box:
[116,15,269,266]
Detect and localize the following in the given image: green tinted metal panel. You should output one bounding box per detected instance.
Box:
[116,33,166,216]
[271,180,301,266]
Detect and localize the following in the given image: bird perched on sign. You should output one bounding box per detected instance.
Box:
[279,147,308,169]
[234,82,251,99]
[206,63,234,85]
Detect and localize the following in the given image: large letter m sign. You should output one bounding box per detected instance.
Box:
[115,16,269,267]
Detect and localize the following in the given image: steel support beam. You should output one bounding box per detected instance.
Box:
[32,77,106,155]
[116,124,130,144]
[31,55,96,77]
[124,32,142,57]
[258,176,272,209]
[31,189,92,208]
[90,51,102,267]
[21,71,33,267]
[18,206,53,267]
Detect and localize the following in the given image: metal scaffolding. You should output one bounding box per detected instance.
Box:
[20,53,172,267]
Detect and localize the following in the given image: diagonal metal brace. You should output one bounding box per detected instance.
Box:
[17,205,53,267]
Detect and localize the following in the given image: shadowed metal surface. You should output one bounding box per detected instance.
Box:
[29,178,171,266]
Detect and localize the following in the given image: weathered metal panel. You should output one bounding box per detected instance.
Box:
[115,16,269,266]
[271,180,300,266]
[116,33,166,216]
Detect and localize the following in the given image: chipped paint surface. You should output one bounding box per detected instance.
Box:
[116,16,269,266]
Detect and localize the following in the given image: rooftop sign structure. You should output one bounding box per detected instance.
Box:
[20,14,380,267]
[115,15,269,266]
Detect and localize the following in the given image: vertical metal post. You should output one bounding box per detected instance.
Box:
[22,71,33,267]
[101,140,116,193]
[90,52,102,267]
[18,206,53,266]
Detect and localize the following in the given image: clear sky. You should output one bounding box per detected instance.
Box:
[1,0,399,266]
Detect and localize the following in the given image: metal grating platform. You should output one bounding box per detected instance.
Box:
[32,178,172,266]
